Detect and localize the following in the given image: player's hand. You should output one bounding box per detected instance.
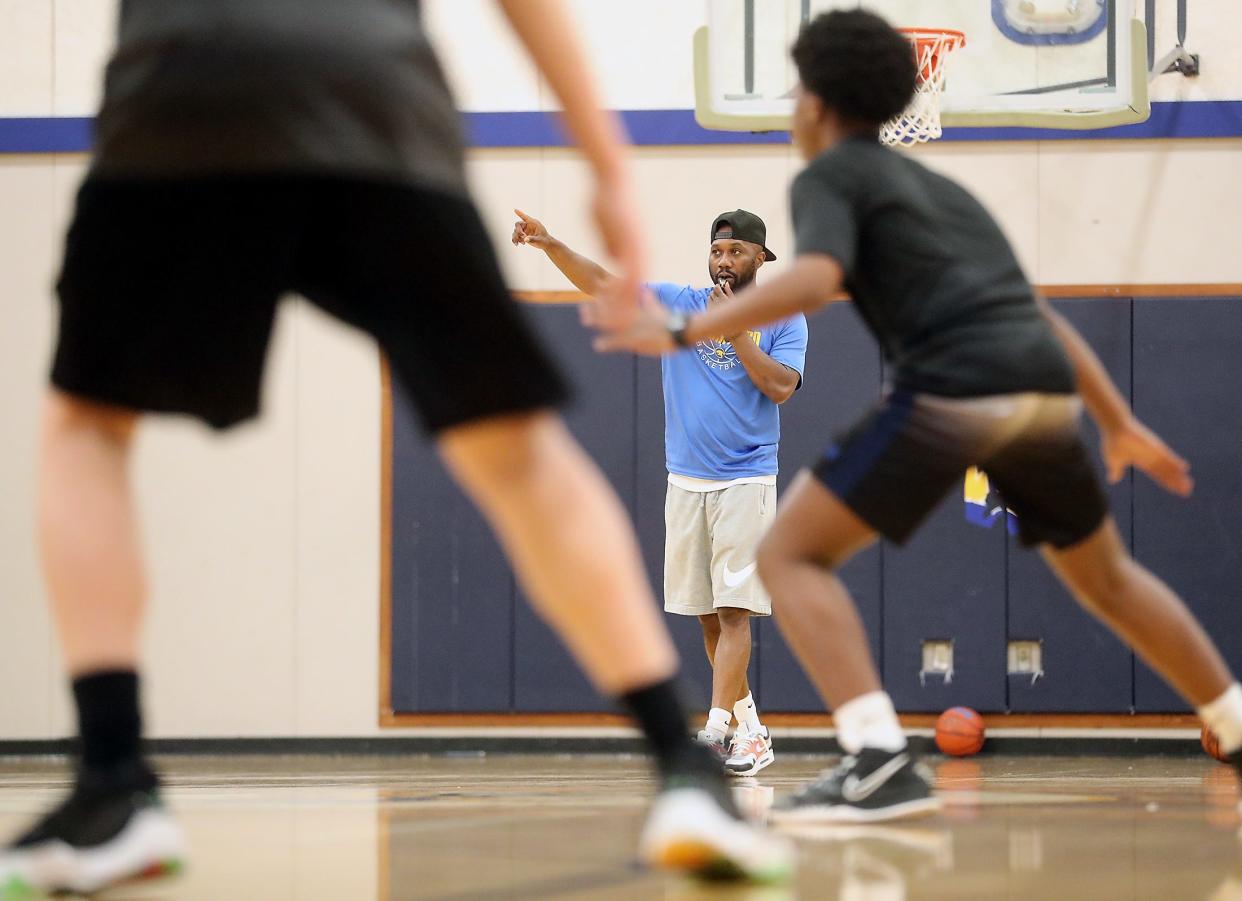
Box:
[589,174,648,314]
[582,288,676,356]
[1101,416,1193,496]
[512,209,551,249]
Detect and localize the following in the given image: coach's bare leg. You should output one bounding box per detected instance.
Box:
[699,613,721,666]
[710,608,752,711]
[39,392,144,674]
[438,411,677,693]
[756,471,881,709]
[1044,517,1233,706]
[698,613,752,707]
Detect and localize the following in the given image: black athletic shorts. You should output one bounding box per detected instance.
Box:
[52,174,568,432]
[812,390,1109,549]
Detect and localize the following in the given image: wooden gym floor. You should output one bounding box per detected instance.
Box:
[0,753,1239,899]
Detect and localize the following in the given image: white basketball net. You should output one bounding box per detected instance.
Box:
[880,29,967,147]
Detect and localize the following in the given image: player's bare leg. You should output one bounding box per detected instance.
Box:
[438,411,677,692]
[757,471,882,710]
[0,392,185,897]
[1044,518,1242,754]
[40,393,145,673]
[437,409,793,881]
[758,470,936,823]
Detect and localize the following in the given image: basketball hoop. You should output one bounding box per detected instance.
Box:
[880,28,967,147]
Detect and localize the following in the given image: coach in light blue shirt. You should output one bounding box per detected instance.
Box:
[514,208,808,777]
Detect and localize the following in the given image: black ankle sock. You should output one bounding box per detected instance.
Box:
[619,677,696,771]
[72,670,147,782]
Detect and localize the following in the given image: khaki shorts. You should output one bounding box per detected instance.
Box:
[663,481,775,617]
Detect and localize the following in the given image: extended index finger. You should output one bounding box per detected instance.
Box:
[1156,451,1193,495]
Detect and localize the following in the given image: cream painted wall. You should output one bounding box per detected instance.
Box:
[0,2,1240,740]
[0,155,384,740]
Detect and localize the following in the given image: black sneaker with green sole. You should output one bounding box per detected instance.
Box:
[0,766,185,898]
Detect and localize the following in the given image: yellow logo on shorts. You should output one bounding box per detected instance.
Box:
[964,467,991,505]
[964,467,1017,534]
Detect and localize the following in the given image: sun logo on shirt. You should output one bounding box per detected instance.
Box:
[695,332,761,370]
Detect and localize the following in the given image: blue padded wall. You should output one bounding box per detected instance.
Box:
[759,303,884,712]
[882,478,1009,713]
[389,376,515,712]
[512,306,640,711]
[1132,297,1242,712]
[388,295,1242,715]
[1006,299,1135,712]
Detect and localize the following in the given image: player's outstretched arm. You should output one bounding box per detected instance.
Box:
[497,0,645,306]
[587,253,841,356]
[1037,297,1130,431]
[1037,296,1193,496]
[512,210,614,297]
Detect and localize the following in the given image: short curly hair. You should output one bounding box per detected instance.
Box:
[792,9,916,129]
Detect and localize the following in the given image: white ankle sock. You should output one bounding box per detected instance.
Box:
[833,691,906,754]
[704,707,731,741]
[1198,683,1242,754]
[733,693,762,733]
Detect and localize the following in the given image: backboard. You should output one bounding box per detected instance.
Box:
[695,0,1150,132]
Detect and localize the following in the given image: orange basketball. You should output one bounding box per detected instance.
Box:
[1201,725,1230,763]
[935,707,985,757]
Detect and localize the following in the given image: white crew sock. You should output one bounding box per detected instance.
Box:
[733,693,763,734]
[833,691,906,754]
[704,707,731,741]
[1198,683,1242,754]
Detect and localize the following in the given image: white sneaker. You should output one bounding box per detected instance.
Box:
[695,729,729,765]
[639,785,794,883]
[725,725,775,777]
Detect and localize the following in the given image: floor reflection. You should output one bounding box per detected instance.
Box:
[1,754,1241,898]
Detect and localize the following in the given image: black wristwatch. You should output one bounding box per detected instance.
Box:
[667,311,691,348]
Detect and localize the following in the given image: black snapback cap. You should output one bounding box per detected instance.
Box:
[711,209,776,261]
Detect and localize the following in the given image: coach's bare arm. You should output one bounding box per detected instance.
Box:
[512,210,613,297]
[711,281,800,404]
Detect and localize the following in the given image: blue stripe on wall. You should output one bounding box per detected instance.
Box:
[0,117,93,153]
[3,101,1241,154]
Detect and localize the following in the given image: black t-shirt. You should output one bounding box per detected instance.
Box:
[95,0,466,193]
[792,137,1075,397]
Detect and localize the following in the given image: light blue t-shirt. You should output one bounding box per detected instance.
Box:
[651,282,809,480]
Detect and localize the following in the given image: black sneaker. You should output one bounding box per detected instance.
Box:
[0,767,185,897]
[770,747,940,824]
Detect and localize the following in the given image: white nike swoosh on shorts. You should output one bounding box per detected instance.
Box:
[722,561,757,588]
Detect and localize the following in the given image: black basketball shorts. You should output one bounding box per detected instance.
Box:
[813,390,1109,549]
[52,174,567,432]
